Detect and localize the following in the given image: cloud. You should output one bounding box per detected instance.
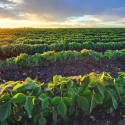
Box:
[17,0,125,21]
[0,0,125,27]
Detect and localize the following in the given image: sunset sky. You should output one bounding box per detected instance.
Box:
[0,0,125,28]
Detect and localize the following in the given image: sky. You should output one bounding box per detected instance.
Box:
[0,0,125,28]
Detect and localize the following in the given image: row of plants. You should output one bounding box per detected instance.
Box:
[1,41,125,58]
[0,49,125,68]
[1,72,125,125]
[2,28,125,44]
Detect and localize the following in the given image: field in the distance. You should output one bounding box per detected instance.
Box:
[1,28,125,125]
[1,28,125,59]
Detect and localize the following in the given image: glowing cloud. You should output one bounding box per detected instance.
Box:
[0,0,125,27]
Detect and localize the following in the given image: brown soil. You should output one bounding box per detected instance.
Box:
[0,59,125,84]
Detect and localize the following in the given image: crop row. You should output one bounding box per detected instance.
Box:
[1,41,125,59]
[0,49,125,69]
[1,72,125,125]
[1,28,125,46]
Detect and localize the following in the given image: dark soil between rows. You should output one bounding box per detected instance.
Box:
[0,58,125,84]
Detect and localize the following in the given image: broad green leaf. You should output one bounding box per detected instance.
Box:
[53,75,61,85]
[77,95,90,112]
[39,113,46,125]
[24,96,35,118]
[13,80,35,92]
[89,94,95,113]
[80,75,90,87]
[39,94,49,110]
[121,95,125,102]
[13,83,25,91]
[39,94,47,101]
[32,86,41,96]
[62,97,71,105]
[51,96,61,105]
[0,84,13,95]
[57,101,67,118]
[96,84,105,97]
[0,102,11,122]
[48,83,55,89]
[69,94,77,107]
[109,90,118,109]
[99,72,105,81]
[88,78,97,88]
[42,98,49,110]
[60,83,65,90]
[12,93,26,103]
[60,77,69,82]
[24,82,35,90]
[66,80,73,89]
[83,90,92,100]
[1,95,11,101]
[68,88,75,95]
[114,80,123,103]
[78,87,84,95]
[94,93,103,104]
[117,86,124,95]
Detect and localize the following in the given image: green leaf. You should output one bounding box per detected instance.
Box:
[96,84,105,97]
[57,101,67,118]
[114,81,123,103]
[13,83,24,91]
[53,75,61,85]
[83,90,92,100]
[77,95,90,112]
[89,94,95,113]
[62,97,71,105]
[0,84,13,95]
[24,82,35,90]
[48,83,55,89]
[81,75,90,87]
[78,87,84,95]
[94,93,103,104]
[42,98,49,110]
[39,113,46,125]
[66,80,73,89]
[24,96,35,118]
[12,93,26,103]
[0,102,11,122]
[60,83,65,90]
[88,80,97,88]
[32,86,41,96]
[13,81,35,92]
[109,90,118,109]
[39,94,47,101]
[68,88,75,95]
[1,95,11,101]
[51,96,61,105]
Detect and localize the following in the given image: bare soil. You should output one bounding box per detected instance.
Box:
[0,59,125,84]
